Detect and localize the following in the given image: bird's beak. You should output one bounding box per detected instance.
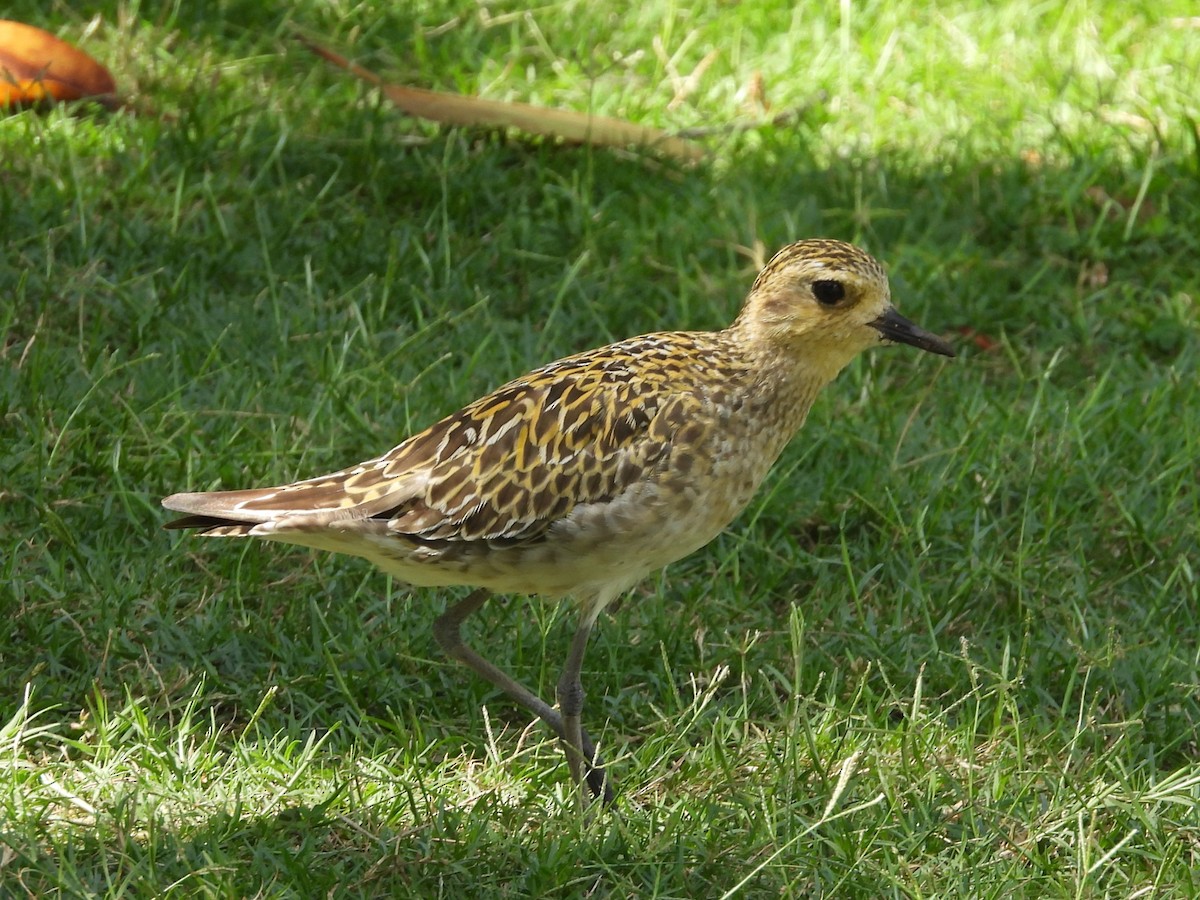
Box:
[869,307,956,357]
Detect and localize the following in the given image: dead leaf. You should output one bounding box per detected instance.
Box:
[301,38,705,163]
[0,19,116,107]
[954,325,998,351]
[1019,148,1043,168]
[1078,260,1109,289]
[1085,185,1158,223]
[743,71,769,114]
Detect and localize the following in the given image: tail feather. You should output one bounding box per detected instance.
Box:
[162,512,257,535]
[162,489,309,535]
[160,488,401,537]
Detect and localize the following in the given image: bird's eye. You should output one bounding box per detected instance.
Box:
[812,280,845,305]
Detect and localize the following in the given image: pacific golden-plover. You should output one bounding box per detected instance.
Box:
[163,238,954,804]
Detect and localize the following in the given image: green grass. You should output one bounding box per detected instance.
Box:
[3,0,1199,895]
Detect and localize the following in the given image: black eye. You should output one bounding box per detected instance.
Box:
[812,280,845,305]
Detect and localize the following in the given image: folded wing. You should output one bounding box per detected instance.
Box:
[163,335,708,545]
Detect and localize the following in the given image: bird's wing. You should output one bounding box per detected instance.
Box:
[163,334,719,543]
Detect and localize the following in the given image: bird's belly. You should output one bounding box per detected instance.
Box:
[357,450,771,601]
[286,419,788,604]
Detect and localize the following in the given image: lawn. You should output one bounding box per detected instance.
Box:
[3,1,1199,896]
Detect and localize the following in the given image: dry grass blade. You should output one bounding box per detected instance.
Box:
[301,37,705,162]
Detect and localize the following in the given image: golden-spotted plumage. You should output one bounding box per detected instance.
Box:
[163,239,955,805]
[173,333,738,542]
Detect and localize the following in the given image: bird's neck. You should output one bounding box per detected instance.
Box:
[721,328,847,448]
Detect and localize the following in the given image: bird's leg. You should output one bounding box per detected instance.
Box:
[556,608,604,809]
[433,589,613,803]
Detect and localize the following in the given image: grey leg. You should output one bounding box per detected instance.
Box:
[433,589,612,803]
[556,609,603,807]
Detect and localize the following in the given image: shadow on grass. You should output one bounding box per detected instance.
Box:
[2,5,1199,893]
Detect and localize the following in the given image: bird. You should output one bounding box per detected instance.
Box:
[162,238,955,805]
